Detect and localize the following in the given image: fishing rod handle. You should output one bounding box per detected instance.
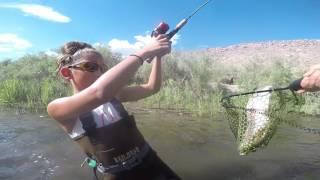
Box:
[288,77,303,91]
[176,19,188,29]
[167,19,188,39]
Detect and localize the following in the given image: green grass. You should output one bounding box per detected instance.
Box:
[0,48,319,116]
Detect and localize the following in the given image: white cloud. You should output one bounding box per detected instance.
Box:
[108,34,180,56]
[44,49,58,57]
[0,33,32,53]
[0,3,71,23]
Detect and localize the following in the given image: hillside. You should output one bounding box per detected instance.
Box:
[195,39,320,72]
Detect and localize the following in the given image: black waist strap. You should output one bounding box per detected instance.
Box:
[97,143,150,174]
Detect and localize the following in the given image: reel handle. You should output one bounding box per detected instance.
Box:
[146,22,170,63]
[288,78,303,91]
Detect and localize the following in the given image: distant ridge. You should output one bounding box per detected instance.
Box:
[195,39,320,71]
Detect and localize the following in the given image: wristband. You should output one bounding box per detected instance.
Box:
[129,54,144,65]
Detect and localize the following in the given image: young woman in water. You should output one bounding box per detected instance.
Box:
[47,35,181,180]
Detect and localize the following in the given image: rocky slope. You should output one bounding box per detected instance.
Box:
[197,39,320,71]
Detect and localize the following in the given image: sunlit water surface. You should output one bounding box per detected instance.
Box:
[0,109,319,180]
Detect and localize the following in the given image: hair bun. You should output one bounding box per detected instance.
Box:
[61,41,93,55]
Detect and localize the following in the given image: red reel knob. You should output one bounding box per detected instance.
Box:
[156,22,169,34]
[151,22,170,37]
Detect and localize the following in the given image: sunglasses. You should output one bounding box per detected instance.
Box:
[68,61,106,72]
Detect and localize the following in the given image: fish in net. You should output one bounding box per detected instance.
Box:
[221,79,307,155]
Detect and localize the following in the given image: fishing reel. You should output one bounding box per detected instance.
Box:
[151,22,170,38]
[151,19,187,39]
[146,20,186,63]
[146,0,212,62]
[146,22,170,63]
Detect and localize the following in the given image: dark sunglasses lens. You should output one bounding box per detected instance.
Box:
[82,62,99,72]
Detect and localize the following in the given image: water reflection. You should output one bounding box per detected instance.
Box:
[0,109,319,180]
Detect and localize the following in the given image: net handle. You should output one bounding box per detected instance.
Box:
[220,78,303,103]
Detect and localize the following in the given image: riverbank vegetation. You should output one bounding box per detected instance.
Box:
[0,47,318,116]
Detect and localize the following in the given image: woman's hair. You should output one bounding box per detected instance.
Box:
[57,41,103,72]
[61,41,93,56]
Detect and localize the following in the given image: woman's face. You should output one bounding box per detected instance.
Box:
[69,53,106,91]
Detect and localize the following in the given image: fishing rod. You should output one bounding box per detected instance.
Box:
[147,0,213,62]
[151,0,212,39]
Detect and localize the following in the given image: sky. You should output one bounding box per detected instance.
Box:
[0,0,319,60]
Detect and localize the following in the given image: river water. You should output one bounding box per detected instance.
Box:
[0,108,320,180]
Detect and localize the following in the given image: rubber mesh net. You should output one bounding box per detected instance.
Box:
[221,86,304,155]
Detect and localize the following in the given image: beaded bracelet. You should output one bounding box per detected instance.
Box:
[129,54,144,65]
